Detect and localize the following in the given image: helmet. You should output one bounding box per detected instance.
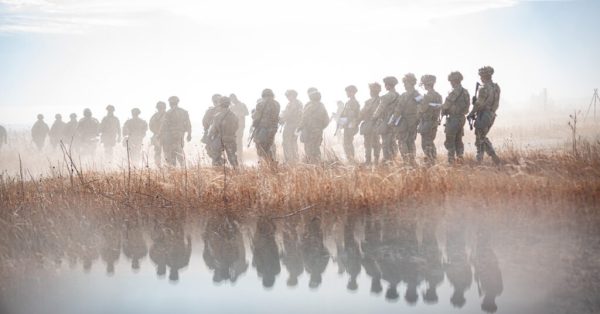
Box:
[307,87,319,95]
[83,108,92,117]
[69,113,77,119]
[261,88,274,98]
[478,66,494,76]
[448,71,463,82]
[285,89,298,98]
[345,85,357,94]
[168,96,179,104]
[383,76,398,87]
[369,82,382,92]
[106,105,115,112]
[402,73,417,85]
[55,114,62,120]
[420,74,436,86]
[211,94,222,105]
[37,114,44,120]
[131,108,141,116]
[156,101,166,110]
[219,96,231,107]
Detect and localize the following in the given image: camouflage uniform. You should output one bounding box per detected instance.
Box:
[208,97,239,167]
[149,102,166,166]
[470,66,501,164]
[122,109,148,164]
[442,72,470,164]
[160,97,192,167]
[31,115,50,150]
[340,86,360,161]
[300,89,329,163]
[49,115,66,149]
[418,75,442,165]
[99,107,121,156]
[202,96,221,161]
[251,89,280,162]
[0,125,6,150]
[373,77,400,162]
[230,95,249,162]
[280,91,303,163]
[77,110,100,155]
[396,74,421,165]
[359,84,382,165]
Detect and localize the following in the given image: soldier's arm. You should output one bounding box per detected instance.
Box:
[185,112,192,135]
[117,119,122,138]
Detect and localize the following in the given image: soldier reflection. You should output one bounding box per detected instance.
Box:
[100,218,121,275]
[473,228,503,313]
[166,216,192,282]
[281,217,304,287]
[203,214,248,284]
[123,219,148,271]
[421,218,443,304]
[379,213,402,301]
[302,216,330,289]
[444,221,473,308]
[252,217,281,288]
[399,216,420,305]
[338,213,362,291]
[78,218,100,273]
[150,219,168,278]
[361,211,383,295]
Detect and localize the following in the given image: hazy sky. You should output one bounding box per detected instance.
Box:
[0,0,599,126]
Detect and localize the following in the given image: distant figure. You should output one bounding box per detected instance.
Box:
[251,89,280,163]
[122,108,148,165]
[397,73,421,166]
[31,114,50,150]
[442,71,470,164]
[149,101,167,167]
[77,108,100,156]
[207,96,239,167]
[468,66,501,165]
[280,89,303,164]
[0,125,7,150]
[63,113,79,146]
[418,75,443,165]
[340,85,360,162]
[359,82,382,165]
[230,94,249,163]
[49,114,66,149]
[202,94,222,162]
[374,76,400,163]
[160,96,192,167]
[299,88,329,163]
[99,105,121,157]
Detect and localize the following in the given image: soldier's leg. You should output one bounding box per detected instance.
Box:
[381,132,393,161]
[291,134,299,163]
[373,134,381,164]
[474,128,485,163]
[363,134,372,164]
[154,144,162,167]
[407,127,417,164]
[343,129,355,161]
[421,131,434,164]
[455,128,464,160]
[224,142,238,167]
[481,128,500,164]
[444,131,456,164]
[397,131,410,163]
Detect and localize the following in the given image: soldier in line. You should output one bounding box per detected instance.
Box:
[122,108,148,165]
[207,96,239,167]
[442,71,470,164]
[63,113,78,146]
[359,82,382,165]
[49,114,66,149]
[251,89,280,162]
[202,94,222,160]
[31,114,50,150]
[418,75,443,165]
[0,125,7,151]
[149,101,166,167]
[339,85,360,162]
[99,105,121,157]
[77,108,100,156]
[160,96,192,167]
[373,76,400,163]
[396,73,421,166]
[230,94,249,163]
[469,66,501,165]
[280,89,303,163]
[299,88,329,163]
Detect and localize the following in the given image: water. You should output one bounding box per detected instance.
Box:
[1,206,598,314]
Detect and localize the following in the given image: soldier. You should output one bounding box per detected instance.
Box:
[149,101,166,167]
[373,76,400,163]
[418,75,443,165]
[64,113,78,145]
[207,96,239,167]
[122,108,148,165]
[468,66,501,165]
[251,89,280,162]
[299,88,329,163]
[202,94,222,158]
[396,73,421,166]
[280,89,303,163]
[442,71,470,164]
[49,114,66,149]
[0,125,7,151]
[160,96,192,167]
[99,105,121,157]
[230,94,249,162]
[77,108,100,156]
[31,114,50,150]
[359,83,382,165]
[339,85,360,162]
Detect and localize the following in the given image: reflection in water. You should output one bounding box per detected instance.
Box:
[165,217,192,282]
[473,228,504,313]
[281,217,304,287]
[445,220,473,308]
[203,214,248,284]
[123,219,147,271]
[100,218,121,275]
[302,216,330,289]
[252,217,281,288]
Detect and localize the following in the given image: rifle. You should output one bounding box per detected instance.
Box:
[467,82,481,130]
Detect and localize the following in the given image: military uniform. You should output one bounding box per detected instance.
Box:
[149,106,166,166]
[0,125,7,150]
[123,114,148,164]
[397,74,421,165]
[299,95,329,163]
[208,98,239,167]
[251,90,280,162]
[230,97,249,162]
[99,112,121,156]
[470,66,501,164]
[373,90,400,162]
[31,117,50,150]
[418,75,443,164]
[442,74,470,164]
[340,97,360,161]
[77,113,100,155]
[280,97,303,163]
[49,116,66,149]
[359,94,381,164]
[202,105,220,160]
[160,103,191,167]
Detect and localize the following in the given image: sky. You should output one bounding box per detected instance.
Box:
[0,0,599,127]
